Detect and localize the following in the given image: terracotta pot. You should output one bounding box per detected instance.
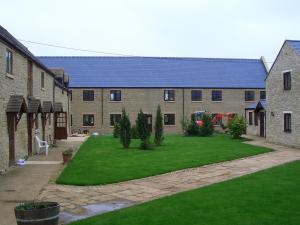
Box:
[62,153,72,164]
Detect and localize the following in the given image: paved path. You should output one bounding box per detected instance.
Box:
[0,137,86,225]
[37,139,300,224]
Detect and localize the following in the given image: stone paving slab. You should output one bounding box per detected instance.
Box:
[37,139,300,224]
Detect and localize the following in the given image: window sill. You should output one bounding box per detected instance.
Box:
[191,101,203,103]
[212,101,223,103]
[83,101,95,103]
[245,100,256,103]
[164,101,176,103]
[41,88,45,92]
[109,101,122,103]
[82,126,95,128]
[284,130,292,133]
[5,73,15,79]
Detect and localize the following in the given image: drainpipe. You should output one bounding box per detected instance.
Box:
[68,89,70,134]
[182,88,185,118]
[101,88,104,125]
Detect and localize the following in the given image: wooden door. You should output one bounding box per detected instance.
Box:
[55,112,68,139]
[27,114,33,155]
[259,112,265,137]
[7,114,15,166]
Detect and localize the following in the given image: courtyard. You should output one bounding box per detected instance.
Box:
[1,135,300,224]
[57,134,271,185]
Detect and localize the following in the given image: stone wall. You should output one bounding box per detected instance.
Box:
[0,40,58,171]
[70,88,264,135]
[266,42,300,147]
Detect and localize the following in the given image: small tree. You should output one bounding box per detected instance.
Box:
[136,110,151,149]
[187,114,200,136]
[200,114,214,136]
[154,105,164,146]
[119,108,131,148]
[113,123,120,138]
[228,115,246,139]
[131,125,139,139]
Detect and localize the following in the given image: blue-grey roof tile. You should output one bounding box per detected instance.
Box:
[39,56,267,88]
[287,40,300,55]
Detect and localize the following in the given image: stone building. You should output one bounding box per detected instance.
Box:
[266,40,300,147]
[40,56,267,134]
[0,25,70,172]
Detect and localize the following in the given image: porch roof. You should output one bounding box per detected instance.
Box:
[245,99,266,111]
[28,99,42,113]
[42,101,53,113]
[53,102,63,112]
[6,95,27,113]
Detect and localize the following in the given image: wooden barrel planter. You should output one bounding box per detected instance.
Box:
[14,202,60,225]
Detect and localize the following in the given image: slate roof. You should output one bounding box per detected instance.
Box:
[0,25,55,77]
[39,56,267,88]
[42,101,53,113]
[6,95,27,113]
[53,102,63,112]
[28,99,42,114]
[287,40,300,55]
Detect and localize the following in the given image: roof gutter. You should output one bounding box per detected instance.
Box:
[0,37,56,78]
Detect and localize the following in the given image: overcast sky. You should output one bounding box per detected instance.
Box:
[1,0,300,64]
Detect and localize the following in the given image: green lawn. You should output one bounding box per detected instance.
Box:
[57,135,271,185]
[69,160,300,225]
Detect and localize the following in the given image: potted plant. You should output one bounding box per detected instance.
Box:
[14,201,60,225]
[62,148,73,164]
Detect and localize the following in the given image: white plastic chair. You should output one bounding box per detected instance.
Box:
[35,136,49,155]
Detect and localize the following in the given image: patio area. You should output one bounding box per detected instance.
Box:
[0,136,87,225]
